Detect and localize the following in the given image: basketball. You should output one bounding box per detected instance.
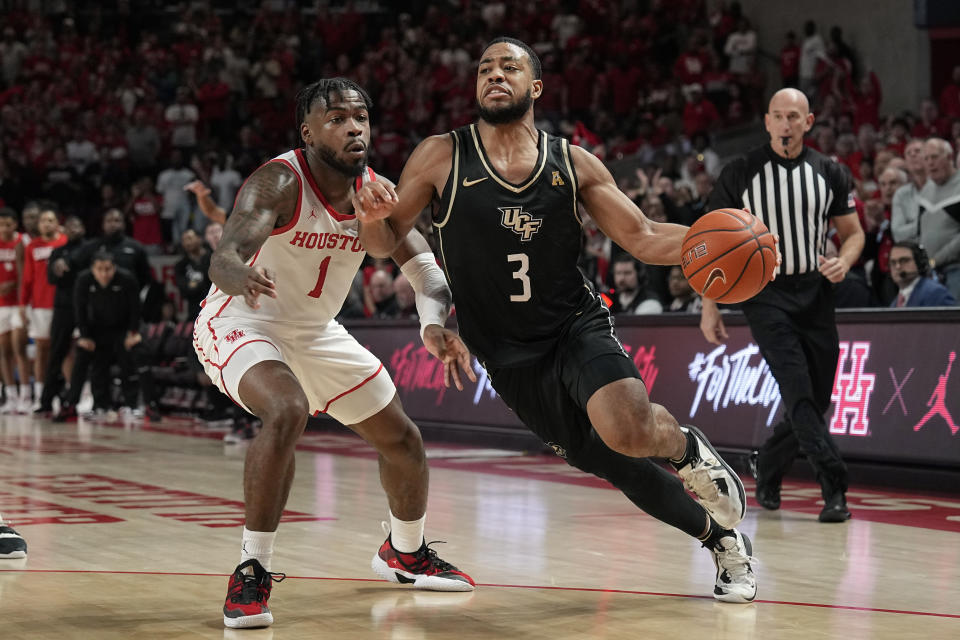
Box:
[680,208,777,304]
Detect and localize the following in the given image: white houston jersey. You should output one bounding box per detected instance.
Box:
[200,149,371,325]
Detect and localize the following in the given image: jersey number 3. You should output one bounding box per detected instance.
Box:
[507,253,531,302]
[307,256,331,298]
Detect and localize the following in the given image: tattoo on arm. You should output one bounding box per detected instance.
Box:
[209,162,299,295]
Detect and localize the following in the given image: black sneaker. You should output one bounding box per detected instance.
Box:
[0,521,27,559]
[52,405,78,423]
[818,493,851,523]
[222,559,286,628]
[755,483,781,510]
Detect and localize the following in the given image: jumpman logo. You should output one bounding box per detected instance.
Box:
[308,208,318,219]
[912,351,958,435]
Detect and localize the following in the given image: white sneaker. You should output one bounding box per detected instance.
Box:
[710,530,757,603]
[0,399,17,415]
[674,425,746,529]
[16,394,31,415]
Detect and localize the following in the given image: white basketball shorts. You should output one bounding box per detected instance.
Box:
[193,312,395,425]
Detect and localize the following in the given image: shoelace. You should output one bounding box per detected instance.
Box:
[229,569,286,603]
[714,542,757,582]
[684,466,722,501]
[404,541,458,573]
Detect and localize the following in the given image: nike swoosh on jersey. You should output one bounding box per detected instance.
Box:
[462,177,489,187]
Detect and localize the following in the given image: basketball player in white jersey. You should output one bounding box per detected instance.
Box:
[195,78,477,630]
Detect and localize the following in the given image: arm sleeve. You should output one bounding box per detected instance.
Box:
[705,158,745,211]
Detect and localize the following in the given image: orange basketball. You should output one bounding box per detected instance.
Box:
[680,208,777,304]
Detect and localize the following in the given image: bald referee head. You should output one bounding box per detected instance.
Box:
[764,88,815,160]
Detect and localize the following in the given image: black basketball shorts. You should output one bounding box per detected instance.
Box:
[486,298,642,463]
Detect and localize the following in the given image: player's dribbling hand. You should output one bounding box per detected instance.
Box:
[243,265,277,309]
[699,299,729,345]
[817,255,848,283]
[422,325,478,391]
[353,181,398,223]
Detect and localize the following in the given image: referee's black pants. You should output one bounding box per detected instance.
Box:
[741,273,848,500]
[39,304,75,408]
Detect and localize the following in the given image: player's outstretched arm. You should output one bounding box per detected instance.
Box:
[185,180,227,224]
[356,134,453,258]
[570,145,687,265]
[209,162,298,308]
[390,229,477,390]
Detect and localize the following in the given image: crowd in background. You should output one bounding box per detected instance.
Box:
[0,1,958,425]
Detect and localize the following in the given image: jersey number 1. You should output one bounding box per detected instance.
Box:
[307,256,331,298]
[507,253,531,302]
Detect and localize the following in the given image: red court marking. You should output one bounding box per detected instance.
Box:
[4,568,958,619]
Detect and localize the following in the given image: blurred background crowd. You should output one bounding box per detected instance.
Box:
[0,0,958,432]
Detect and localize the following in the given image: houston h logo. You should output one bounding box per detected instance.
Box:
[499,207,542,241]
[829,341,876,436]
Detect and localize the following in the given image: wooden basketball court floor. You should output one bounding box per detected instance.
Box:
[1,414,958,639]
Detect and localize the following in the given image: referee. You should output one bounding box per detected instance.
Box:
[699,88,865,523]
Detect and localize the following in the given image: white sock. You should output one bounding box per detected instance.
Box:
[34,381,43,400]
[18,384,30,400]
[240,527,276,571]
[389,513,425,553]
[4,386,16,403]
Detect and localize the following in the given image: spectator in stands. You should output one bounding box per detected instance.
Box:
[208,153,243,216]
[666,266,702,313]
[779,31,800,88]
[682,83,721,138]
[392,273,418,320]
[204,221,223,251]
[892,139,928,242]
[0,208,23,414]
[174,229,211,321]
[37,215,86,415]
[126,109,162,174]
[799,21,827,99]
[609,254,663,315]
[869,167,908,304]
[918,138,960,300]
[0,27,28,87]
[19,205,66,411]
[165,86,199,156]
[71,209,152,293]
[940,65,960,120]
[125,176,164,255]
[724,17,756,77]
[365,269,399,319]
[54,250,142,422]
[157,149,198,247]
[889,242,957,307]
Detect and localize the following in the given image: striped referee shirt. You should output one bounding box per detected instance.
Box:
[706,144,855,276]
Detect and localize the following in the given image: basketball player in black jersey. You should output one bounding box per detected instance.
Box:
[356,38,758,603]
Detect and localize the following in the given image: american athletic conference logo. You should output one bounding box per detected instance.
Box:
[499,206,542,241]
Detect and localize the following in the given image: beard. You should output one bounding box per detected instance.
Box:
[316,141,366,177]
[478,88,533,125]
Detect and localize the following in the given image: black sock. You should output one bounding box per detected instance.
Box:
[669,428,696,467]
[699,518,731,549]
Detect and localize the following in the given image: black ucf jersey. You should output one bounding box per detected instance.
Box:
[435,124,594,368]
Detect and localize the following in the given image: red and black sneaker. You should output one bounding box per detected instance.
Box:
[371,535,475,592]
[222,559,286,629]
